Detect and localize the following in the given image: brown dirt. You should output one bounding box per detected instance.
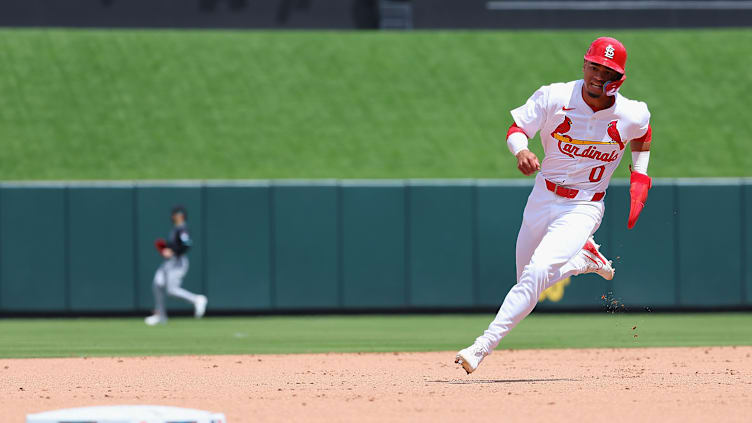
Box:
[3,346,751,422]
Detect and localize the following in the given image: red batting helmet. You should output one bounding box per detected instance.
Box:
[584,37,627,75]
[584,37,627,96]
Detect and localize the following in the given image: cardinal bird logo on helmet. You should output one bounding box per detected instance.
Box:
[607,121,625,150]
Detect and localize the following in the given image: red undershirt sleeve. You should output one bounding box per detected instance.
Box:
[507,122,528,139]
[633,125,652,143]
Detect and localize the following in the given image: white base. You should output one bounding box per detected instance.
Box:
[26,405,226,423]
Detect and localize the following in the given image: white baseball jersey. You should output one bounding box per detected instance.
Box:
[511,79,650,193]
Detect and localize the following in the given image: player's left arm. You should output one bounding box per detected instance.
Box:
[628,125,652,229]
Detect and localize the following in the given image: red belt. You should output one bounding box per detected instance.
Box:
[545,179,605,202]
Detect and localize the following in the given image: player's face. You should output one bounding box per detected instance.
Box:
[582,61,621,98]
[172,212,185,225]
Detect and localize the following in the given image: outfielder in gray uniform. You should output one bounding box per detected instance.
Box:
[145,206,208,326]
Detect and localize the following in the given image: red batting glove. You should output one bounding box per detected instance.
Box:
[628,171,652,229]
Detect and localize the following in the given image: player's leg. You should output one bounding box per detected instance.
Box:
[554,231,614,281]
[518,197,609,285]
[520,207,611,285]
[164,257,208,318]
[515,218,545,281]
[456,184,548,373]
[515,179,613,285]
[515,180,553,280]
[474,203,603,354]
[146,263,168,325]
[164,257,197,303]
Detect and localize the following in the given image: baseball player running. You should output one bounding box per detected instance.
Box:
[455,37,653,373]
[145,206,208,326]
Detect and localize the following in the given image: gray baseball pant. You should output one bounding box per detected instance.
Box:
[152,256,199,319]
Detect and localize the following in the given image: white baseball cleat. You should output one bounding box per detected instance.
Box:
[455,344,488,374]
[194,295,208,318]
[144,314,167,326]
[581,236,615,280]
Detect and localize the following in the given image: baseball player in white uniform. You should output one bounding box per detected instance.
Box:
[455,37,653,374]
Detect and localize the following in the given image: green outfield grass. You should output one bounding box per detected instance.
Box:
[0,313,750,358]
[0,29,749,180]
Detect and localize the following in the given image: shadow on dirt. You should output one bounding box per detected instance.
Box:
[427,378,577,384]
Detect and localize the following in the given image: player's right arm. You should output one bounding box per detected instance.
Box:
[507,85,550,176]
[507,123,540,176]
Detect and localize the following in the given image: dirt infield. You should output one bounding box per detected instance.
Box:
[3,346,751,422]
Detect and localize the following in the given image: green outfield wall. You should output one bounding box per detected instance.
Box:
[0,179,748,314]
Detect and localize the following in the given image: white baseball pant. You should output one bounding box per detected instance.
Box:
[475,174,605,353]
